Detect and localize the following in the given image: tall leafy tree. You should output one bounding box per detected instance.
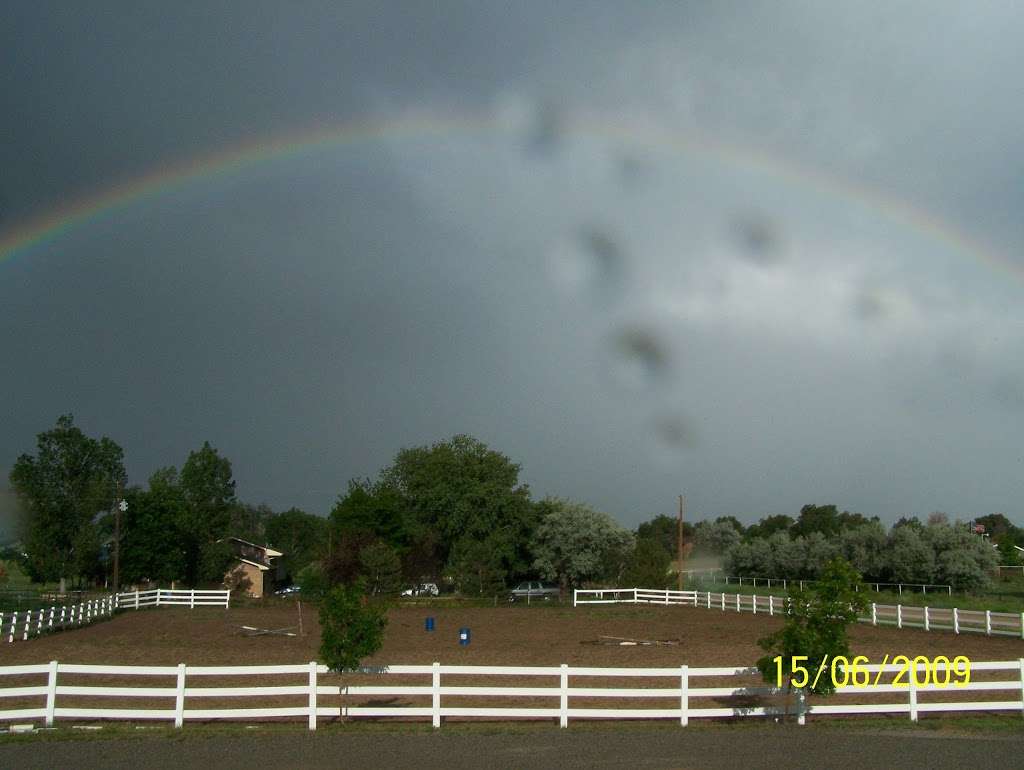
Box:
[115,469,188,585]
[265,508,328,581]
[530,498,633,590]
[179,441,236,585]
[381,435,537,577]
[636,514,694,558]
[9,414,124,587]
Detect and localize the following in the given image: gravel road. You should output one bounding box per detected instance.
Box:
[2,726,1021,769]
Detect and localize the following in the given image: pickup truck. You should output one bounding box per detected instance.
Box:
[507,581,561,603]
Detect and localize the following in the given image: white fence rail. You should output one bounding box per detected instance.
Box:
[115,589,231,610]
[3,590,230,643]
[1,598,116,644]
[574,588,1024,639]
[3,659,1022,729]
[694,575,953,596]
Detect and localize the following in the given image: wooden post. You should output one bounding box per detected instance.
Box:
[432,662,441,728]
[308,661,318,731]
[680,665,689,726]
[559,664,569,728]
[174,663,186,728]
[45,661,58,726]
[677,495,685,592]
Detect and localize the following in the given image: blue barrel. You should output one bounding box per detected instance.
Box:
[425,617,435,631]
[458,627,471,646]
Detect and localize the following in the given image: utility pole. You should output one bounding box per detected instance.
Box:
[677,494,685,591]
[113,480,125,593]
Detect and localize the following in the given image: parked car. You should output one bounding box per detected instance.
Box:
[507,581,561,602]
[401,582,440,597]
[273,585,300,597]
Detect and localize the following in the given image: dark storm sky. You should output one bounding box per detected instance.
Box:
[2,2,1023,535]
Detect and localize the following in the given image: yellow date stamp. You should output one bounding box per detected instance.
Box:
[772,654,971,689]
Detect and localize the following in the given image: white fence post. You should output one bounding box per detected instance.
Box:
[736,594,740,613]
[48,606,54,630]
[573,590,578,608]
[1020,613,1024,640]
[909,672,918,722]
[924,607,929,632]
[769,596,774,616]
[432,662,441,728]
[7,611,15,643]
[174,663,186,728]
[633,588,638,604]
[897,604,902,629]
[45,660,58,726]
[190,590,196,610]
[559,664,569,728]
[753,595,757,615]
[680,665,689,726]
[871,603,877,626]
[797,688,806,726]
[22,611,30,640]
[36,609,44,635]
[720,593,725,611]
[953,607,960,634]
[135,591,140,610]
[308,661,318,731]
[986,610,992,636]
[692,591,697,608]
[1019,659,1024,717]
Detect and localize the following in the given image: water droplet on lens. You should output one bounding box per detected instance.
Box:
[732,213,783,265]
[608,325,670,391]
[548,226,624,298]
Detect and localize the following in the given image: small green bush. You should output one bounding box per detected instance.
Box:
[318,583,387,672]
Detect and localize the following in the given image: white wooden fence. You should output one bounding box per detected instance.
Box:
[2,659,1022,729]
[1,597,116,644]
[2,590,231,643]
[573,587,1024,639]
[115,589,231,610]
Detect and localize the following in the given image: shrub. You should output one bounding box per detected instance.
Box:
[319,583,387,672]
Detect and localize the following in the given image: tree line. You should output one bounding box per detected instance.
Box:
[6,416,650,594]
[635,504,1006,593]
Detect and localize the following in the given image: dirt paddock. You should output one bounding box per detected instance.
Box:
[2,602,1021,723]
[2,601,1021,667]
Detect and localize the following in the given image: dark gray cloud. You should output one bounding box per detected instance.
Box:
[2,2,1023,528]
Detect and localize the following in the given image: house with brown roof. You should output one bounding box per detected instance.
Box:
[222,537,283,598]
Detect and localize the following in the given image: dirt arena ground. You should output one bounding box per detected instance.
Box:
[2,601,1021,723]
[2,601,1022,668]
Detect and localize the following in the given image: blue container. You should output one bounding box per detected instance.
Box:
[458,627,471,646]
[425,617,435,632]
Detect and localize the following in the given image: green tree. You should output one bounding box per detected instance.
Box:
[359,541,402,595]
[885,526,935,584]
[448,534,508,595]
[693,520,742,555]
[265,508,328,580]
[621,538,672,588]
[636,514,694,558]
[530,498,633,590]
[790,504,842,539]
[380,435,538,578]
[756,558,868,719]
[9,414,125,587]
[114,469,188,586]
[179,442,236,585]
[318,583,388,672]
[745,514,794,540]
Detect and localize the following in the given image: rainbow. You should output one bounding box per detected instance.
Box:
[0,109,1019,284]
